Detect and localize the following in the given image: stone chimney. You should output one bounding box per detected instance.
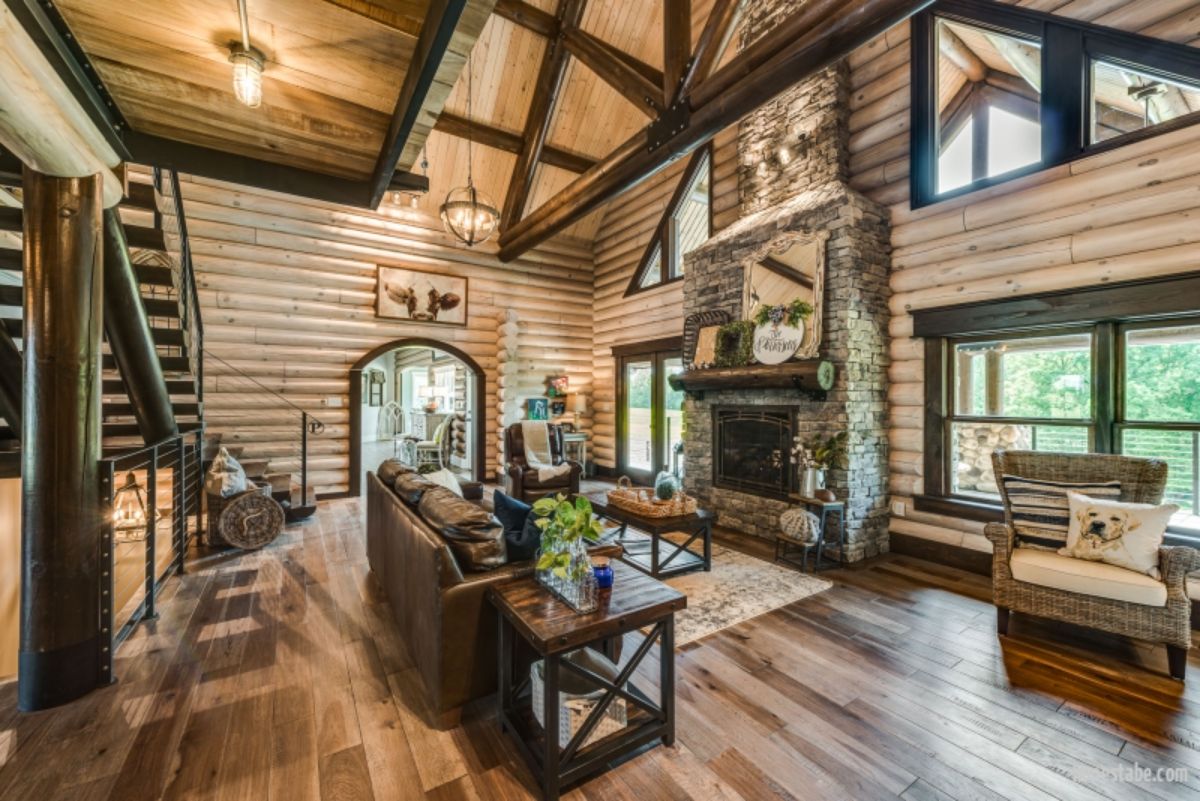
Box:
[679,0,892,561]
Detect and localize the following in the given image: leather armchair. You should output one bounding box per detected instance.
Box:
[503,422,581,503]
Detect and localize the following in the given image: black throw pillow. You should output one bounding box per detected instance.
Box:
[493,490,540,562]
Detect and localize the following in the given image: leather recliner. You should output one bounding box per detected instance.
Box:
[502,422,582,503]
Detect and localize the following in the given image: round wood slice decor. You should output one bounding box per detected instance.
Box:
[219,492,285,550]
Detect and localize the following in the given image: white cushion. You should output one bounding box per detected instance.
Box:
[424,468,463,497]
[1010,548,1166,607]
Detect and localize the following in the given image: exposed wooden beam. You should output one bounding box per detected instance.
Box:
[126,132,427,206]
[938,24,986,83]
[368,0,470,207]
[500,0,586,230]
[493,0,557,37]
[663,0,692,101]
[318,0,425,36]
[433,111,596,172]
[678,0,742,101]
[562,26,664,117]
[499,0,934,260]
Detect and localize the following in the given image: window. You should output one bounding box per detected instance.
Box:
[911,0,1200,208]
[1091,60,1200,144]
[948,332,1092,497]
[626,147,711,295]
[934,19,1042,194]
[915,274,1200,538]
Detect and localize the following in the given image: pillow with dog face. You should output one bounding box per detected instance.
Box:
[1059,492,1178,579]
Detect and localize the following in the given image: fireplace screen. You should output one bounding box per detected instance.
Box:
[713,406,794,499]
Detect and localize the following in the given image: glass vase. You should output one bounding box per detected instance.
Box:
[535,537,599,614]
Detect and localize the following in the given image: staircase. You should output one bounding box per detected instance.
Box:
[0,170,204,474]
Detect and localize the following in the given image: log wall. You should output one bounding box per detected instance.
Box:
[589,125,738,471]
[182,175,595,496]
[846,0,1200,553]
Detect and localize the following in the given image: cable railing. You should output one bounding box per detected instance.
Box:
[98,428,204,681]
[152,166,204,405]
[204,349,327,511]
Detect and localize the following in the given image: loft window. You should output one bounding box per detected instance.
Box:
[911,0,1200,208]
[913,273,1200,539]
[1090,61,1200,144]
[626,146,711,295]
[934,19,1042,194]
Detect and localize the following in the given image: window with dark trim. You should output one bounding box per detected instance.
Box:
[911,0,1200,208]
[625,146,712,296]
[914,273,1200,541]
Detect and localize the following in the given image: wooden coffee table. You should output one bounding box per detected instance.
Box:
[489,561,685,800]
[586,492,714,578]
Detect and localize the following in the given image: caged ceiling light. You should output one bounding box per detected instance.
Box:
[229,0,264,108]
[440,52,498,247]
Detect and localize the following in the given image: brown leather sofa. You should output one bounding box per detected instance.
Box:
[366,464,619,726]
[502,422,582,503]
[365,469,523,725]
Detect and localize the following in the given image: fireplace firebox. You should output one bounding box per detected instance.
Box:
[712,406,795,500]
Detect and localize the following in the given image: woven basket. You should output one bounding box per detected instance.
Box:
[531,653,627,750]
[606,475,697,518]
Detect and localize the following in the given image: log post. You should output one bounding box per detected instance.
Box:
[102,209,178,444]
[19,167,104,711]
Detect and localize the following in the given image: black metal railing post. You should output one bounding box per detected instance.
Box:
[99,463,115,684]
[145,446,158,621]
[177,435,187,575]
[301,411,309,509]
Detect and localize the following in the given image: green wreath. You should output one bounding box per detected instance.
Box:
[715,320,756,368]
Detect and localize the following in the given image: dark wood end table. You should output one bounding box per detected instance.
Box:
[585,492,714,578]
[489,562,686,800]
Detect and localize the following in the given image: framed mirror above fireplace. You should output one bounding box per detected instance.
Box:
[742,230,827,360]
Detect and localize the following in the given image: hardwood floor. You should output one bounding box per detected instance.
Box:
[1,498,1199,800]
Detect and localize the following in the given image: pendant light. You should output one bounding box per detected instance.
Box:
[229,0,265,108]
[440,52,499,246]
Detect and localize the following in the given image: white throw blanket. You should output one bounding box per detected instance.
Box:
[521,421,571,483]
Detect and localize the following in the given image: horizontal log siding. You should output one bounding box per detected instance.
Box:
[847,0,1200,551]
[181,175,594,496]
[590,126,738,471]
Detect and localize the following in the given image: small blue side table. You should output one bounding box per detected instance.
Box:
[788,493,847,570]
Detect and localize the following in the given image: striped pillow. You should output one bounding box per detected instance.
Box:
[1001,475,1122,550]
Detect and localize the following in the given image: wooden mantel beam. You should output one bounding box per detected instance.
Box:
[434,112,596,173]
[500,0,586,231]
[498,0,934,260]
[562,26,664,117]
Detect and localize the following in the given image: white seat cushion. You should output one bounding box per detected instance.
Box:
[1010,548,1167,607]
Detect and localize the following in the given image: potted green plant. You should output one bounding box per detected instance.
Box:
[532,494,605,612]
[792,431,848,498]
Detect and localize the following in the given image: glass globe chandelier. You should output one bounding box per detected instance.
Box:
[440,52,498,246]
[229,0,264,108]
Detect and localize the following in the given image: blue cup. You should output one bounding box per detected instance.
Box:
[592,557,614,590]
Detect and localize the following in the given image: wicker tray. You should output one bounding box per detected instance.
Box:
[606,476,697,518]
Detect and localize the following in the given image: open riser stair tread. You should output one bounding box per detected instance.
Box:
[0,206,167,252]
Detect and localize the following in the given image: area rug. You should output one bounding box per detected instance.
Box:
[662,543,831,645]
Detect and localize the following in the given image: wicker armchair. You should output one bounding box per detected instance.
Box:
[986,449,1200,679]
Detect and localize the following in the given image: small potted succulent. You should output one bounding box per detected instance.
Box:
[792,431,848,498]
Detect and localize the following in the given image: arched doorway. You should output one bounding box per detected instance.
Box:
[348,338,487,497]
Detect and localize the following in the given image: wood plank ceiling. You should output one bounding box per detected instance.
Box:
[50,0,734,241]
[55,0,437,181]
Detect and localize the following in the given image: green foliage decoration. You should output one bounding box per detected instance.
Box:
[532,494,605,580]
[715,320,756,368]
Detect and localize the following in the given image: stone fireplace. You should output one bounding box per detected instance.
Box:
[678,0,892,561]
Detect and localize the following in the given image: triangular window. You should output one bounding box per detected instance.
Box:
[626,146,711,296]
